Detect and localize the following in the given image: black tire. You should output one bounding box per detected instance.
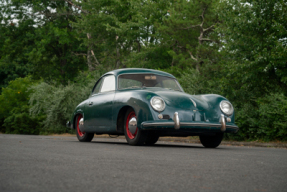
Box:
[75,114,94,142]
[145,132,159,145]
[200,133,224,148]
[124,108,147,146]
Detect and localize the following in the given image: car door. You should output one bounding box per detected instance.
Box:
[85,75,116,132]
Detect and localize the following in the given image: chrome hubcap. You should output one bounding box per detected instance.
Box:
[79,118,84,132]
[128,117,137,134]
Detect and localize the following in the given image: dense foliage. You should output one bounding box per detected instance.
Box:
[0,0,286,141]
[0,76,42,134]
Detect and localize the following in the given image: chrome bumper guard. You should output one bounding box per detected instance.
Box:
[66,121,71,128]
[142,112,238,132]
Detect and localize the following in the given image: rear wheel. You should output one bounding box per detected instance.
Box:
[145,132,159,145]
[124,108,147,145]
[200,133,223,148]
[76,114,94,142]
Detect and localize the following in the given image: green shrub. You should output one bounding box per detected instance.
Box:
[29,71,102,134]
[0,76,35,118]
[0,76,41,134]
[257,93,287,141]
[3,105,43,134]
[225,93,287,141]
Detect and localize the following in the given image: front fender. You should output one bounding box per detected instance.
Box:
[113,90,159,129]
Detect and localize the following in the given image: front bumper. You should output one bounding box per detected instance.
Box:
[141,112,239,133]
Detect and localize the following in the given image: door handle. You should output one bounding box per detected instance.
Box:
[89,101,93,105]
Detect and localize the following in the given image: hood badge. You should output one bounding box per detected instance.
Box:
[190,98,197,108]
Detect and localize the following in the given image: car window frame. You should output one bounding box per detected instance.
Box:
[91,78,104,97]
[117,73,184,92]
[90,75,116,98]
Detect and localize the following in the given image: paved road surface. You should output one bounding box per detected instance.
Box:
[0,134,286,192]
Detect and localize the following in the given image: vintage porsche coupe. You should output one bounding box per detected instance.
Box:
[67,68,239,148]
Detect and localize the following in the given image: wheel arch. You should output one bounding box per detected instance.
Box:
[72,113,83,129]
[116,105,135,133]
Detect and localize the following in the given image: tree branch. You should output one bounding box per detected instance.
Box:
[91,50,100,65]
[188,51,198,61]
[200,7,207,27]
[64,0,89,14]
[72,52,87,56]
[36,11,80,18]
[203,24,215,32]
[181,24,200,30]
[199,38,214,42]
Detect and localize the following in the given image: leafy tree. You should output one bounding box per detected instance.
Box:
[217,0,287,140]
[0,11,35,91]
[0,0,88,85]
[218,0,287,98]
[73,0,174,70]
[156,0,221,71]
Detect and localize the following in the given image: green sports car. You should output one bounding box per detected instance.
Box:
[67,68,239,148]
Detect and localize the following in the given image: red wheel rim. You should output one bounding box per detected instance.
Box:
[126,111,138,139]
[77,114,85,137]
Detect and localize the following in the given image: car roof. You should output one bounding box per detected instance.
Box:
[103,68,176,78]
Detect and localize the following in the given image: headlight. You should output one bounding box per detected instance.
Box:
[220,100,234,116]
[150,96,165,112]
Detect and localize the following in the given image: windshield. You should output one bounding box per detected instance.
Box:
[118,74,183,92]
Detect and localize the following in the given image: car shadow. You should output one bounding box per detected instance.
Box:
[87,140,229,149]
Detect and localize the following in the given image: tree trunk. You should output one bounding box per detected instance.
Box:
[87,33,95,71]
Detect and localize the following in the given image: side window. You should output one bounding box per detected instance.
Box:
[100,75,115,92]
[92,78,104,95]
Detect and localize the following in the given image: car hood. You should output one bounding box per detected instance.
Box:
[142,88,220,110]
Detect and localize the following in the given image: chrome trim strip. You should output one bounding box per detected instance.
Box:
[189,98,197,108]
[226,125,239,129]
[142,122,221,128]
[142,121,239,129]
[142,122,175,127]
[180,123,220,127]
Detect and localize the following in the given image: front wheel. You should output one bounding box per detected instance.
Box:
[76,114,94,142]
[124,108,147,146]
[200,133,223,148]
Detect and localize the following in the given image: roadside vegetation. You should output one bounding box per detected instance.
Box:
[0,0,286,141]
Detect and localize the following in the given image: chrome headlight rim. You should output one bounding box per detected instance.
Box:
[219,100,234,116]
[150,96,166,112]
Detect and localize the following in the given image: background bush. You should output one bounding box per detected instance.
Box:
[257,93,287,141]
[0,76,40,134]
[3,105,43,134]
[29,71,102,134]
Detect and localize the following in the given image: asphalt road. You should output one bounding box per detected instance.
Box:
[0,135,286,192]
